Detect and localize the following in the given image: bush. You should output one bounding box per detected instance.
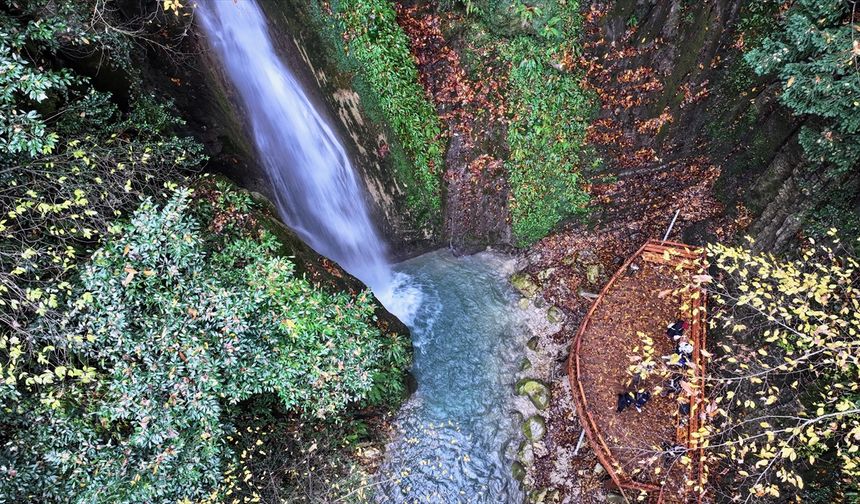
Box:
[500,1,594,245]
[745,0,860,175]
[698,235,860,500]
[0,186,410,502]
[0,1,204,351]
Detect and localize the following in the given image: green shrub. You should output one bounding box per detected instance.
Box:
[0,1,204,351]
[745,0,860,175]
[501,2,594,245]
[0,187,410,503]
[327,0,446,222]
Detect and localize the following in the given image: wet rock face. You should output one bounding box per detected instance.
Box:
[591,0,857,252]
[135,0,433,257]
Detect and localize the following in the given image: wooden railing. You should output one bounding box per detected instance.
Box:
[568,239,707,503]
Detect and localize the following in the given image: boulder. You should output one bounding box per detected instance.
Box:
[575,249,598,267]
[516,379,551,411]
[547,306,565,324]
[536,267,556,281]
[527,336,540,351]
[518,440,535,467]
[522,415,546,441]
[512,461,526,482]
[529,488,548,503]
[520,357,532,371]
[511,272,540,298]
[586,264,602,285]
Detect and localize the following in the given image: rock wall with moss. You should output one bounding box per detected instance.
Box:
[125,0,439,257]
[589,0,859,252]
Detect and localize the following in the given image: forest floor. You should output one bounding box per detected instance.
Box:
[396,3,748,501]
[520,6,747,501]
[395,3,512,251]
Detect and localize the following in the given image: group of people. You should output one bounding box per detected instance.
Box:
[664,319,694,368]
[663,319,696,425]
[613,319,696,466]
[616,319,695,416]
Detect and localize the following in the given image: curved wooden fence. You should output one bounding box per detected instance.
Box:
[568,239,707,503]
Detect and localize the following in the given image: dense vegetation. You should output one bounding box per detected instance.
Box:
[746,0,859,176]
[1,183,409,502]
[700,235,859,501]
[494,1,595,244]
[439,0,596,244]
[0,2,410,502]
[0,1,203,343]
[322,0,446,223]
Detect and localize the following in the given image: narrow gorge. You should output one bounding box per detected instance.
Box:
[1,1,857,503]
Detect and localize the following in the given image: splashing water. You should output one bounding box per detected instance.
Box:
[196,0,419,321]
[377,251,525,503]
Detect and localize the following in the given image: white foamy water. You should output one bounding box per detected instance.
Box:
[196,0,419,320]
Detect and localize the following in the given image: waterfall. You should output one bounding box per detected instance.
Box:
[197,0,417,321]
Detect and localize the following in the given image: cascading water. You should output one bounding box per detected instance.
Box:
[199,2,523,502]
[197,0,417,321]
[379,251,525,503]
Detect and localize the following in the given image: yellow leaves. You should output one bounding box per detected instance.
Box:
[836,399,854,412]
[163,0,183,15]
[780,446,797,462]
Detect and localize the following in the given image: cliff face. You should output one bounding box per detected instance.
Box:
[588,0,856,252]
[127,0,434,259]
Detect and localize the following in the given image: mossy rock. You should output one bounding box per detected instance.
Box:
[529,488,560,504]
[522,415,546,441]
[518,440,535,467]
[512,461,527,482]
[586,264,602,285]
[511,272,540,298]
[536,267,556,281]
[527,336,540,351]
[547,306,564,324]
[516,379,551,411]
[520,357,532,371]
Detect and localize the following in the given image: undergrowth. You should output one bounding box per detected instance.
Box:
[495,1,596,245]
[321,0,446,224]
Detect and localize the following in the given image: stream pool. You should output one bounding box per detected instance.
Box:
[377,250,526,503]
